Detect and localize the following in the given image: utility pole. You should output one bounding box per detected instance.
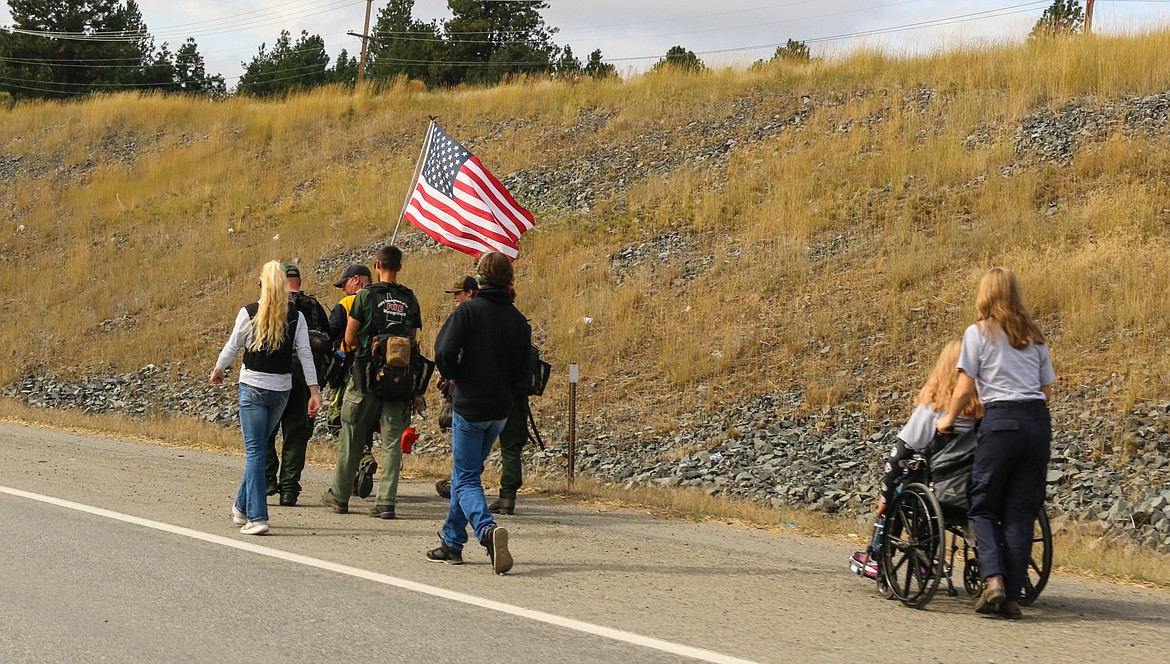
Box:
[1085,0,1095,35]
[355,0,374,87]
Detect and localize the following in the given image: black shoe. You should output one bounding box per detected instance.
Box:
[488,496,515,515]
[426,535,464,565]
[279,493,298,507]
[481,525,513,575]
[266,482,279,497]
[356,459,378,499]
[369,504,396,519]
[321,490,348,514]
[435,478,451,499]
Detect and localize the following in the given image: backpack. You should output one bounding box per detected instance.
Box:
[929,428,978,515]
[290,291,331,378]
[361,283,427,402]
[371,334,415,402]
[526,344,552,397]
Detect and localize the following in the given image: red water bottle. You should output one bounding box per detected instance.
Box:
[400,426,418,454]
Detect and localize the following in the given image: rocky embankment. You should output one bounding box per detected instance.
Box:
[5,367,1169,553]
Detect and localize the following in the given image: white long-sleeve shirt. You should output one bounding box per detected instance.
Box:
[215,307,318,391]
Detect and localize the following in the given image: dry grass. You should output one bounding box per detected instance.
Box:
[7,40,1170,409]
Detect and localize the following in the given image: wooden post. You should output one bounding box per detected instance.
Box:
[356,0,374,87]
[1085,0,1095,35]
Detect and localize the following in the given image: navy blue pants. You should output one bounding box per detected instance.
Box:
[968,400,1051,601]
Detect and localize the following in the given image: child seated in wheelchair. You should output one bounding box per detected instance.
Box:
[851,339,983,578]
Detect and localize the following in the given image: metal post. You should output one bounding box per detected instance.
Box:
[567,363,578,484]
[356,0,374,87]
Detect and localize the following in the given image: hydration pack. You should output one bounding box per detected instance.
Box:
[526,344,552,397]
[290,291,331,379]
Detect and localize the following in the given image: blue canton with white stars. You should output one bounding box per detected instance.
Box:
[423,125,472,198]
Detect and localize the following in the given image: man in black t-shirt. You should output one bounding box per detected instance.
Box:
[322,246,422,519]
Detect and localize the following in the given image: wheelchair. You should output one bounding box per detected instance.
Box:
[875,432,1053,610]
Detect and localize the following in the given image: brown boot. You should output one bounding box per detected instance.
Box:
[997,599,1023,620]
[488,496,515,515]
[975,574,1006,614]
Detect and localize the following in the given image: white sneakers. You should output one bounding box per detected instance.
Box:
[240,521,270,535]
[232,504,270,535]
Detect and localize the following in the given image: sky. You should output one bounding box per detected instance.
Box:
[3,1,1170,85]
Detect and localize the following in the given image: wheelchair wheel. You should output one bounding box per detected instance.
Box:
[963,557,981,596]
[1019,509,1053,606]
[876,566,894,599]
[880,483,945,609]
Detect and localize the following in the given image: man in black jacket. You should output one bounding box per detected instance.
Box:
[265,263,330,507]
[427,252,530,574]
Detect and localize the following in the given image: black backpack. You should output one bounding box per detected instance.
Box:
[526,345,552,397]
[362,283,429,402]
[929,429,978,515]
[290,292,332,374]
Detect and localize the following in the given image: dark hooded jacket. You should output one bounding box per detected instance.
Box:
[434,286,531,422]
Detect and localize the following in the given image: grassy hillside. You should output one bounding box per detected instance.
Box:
[3,31,1170,438]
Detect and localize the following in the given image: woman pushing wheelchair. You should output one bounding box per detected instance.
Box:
[937,267,1055,620]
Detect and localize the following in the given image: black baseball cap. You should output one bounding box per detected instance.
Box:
[333,263,372,288]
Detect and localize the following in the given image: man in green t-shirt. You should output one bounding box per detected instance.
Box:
[322,245,422,519]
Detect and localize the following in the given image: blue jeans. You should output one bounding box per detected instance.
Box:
[442,412,507,550]
[235,383,289,523]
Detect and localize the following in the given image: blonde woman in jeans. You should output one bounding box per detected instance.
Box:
[212,261,320,535]
[938,267,1055,620]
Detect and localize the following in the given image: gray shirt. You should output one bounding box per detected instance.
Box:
[898,404,975,452]
[957,322,1055,403]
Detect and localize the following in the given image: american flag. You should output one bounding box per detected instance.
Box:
[402,122,534,259]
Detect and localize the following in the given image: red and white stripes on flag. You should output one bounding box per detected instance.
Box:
[402,121,534,259]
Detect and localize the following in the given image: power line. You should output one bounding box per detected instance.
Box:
[4,1,362,42]
[0,31,355,64]
[0,58,332,92]
[3,0,1167,84]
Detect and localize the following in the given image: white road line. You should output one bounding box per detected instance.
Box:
[1,484,759,664]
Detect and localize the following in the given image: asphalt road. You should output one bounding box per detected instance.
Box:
[1,421,1168,663]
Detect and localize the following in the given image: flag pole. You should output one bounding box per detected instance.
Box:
[390,119,436,247]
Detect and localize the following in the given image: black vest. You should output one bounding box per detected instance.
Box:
[242,302,299,375]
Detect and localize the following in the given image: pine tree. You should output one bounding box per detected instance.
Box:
[651,45,704,73]
[1030,0,1085,40]
[329,48,358,86]
[553,45,581,79]
[583,49,615,79]
[237,30,331,97]
[0,1,224,98]
[440,0,558,85]
[366,0,442,85]
[0,0,154,98]
[173,38,226,96]
[771,39,810,63]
